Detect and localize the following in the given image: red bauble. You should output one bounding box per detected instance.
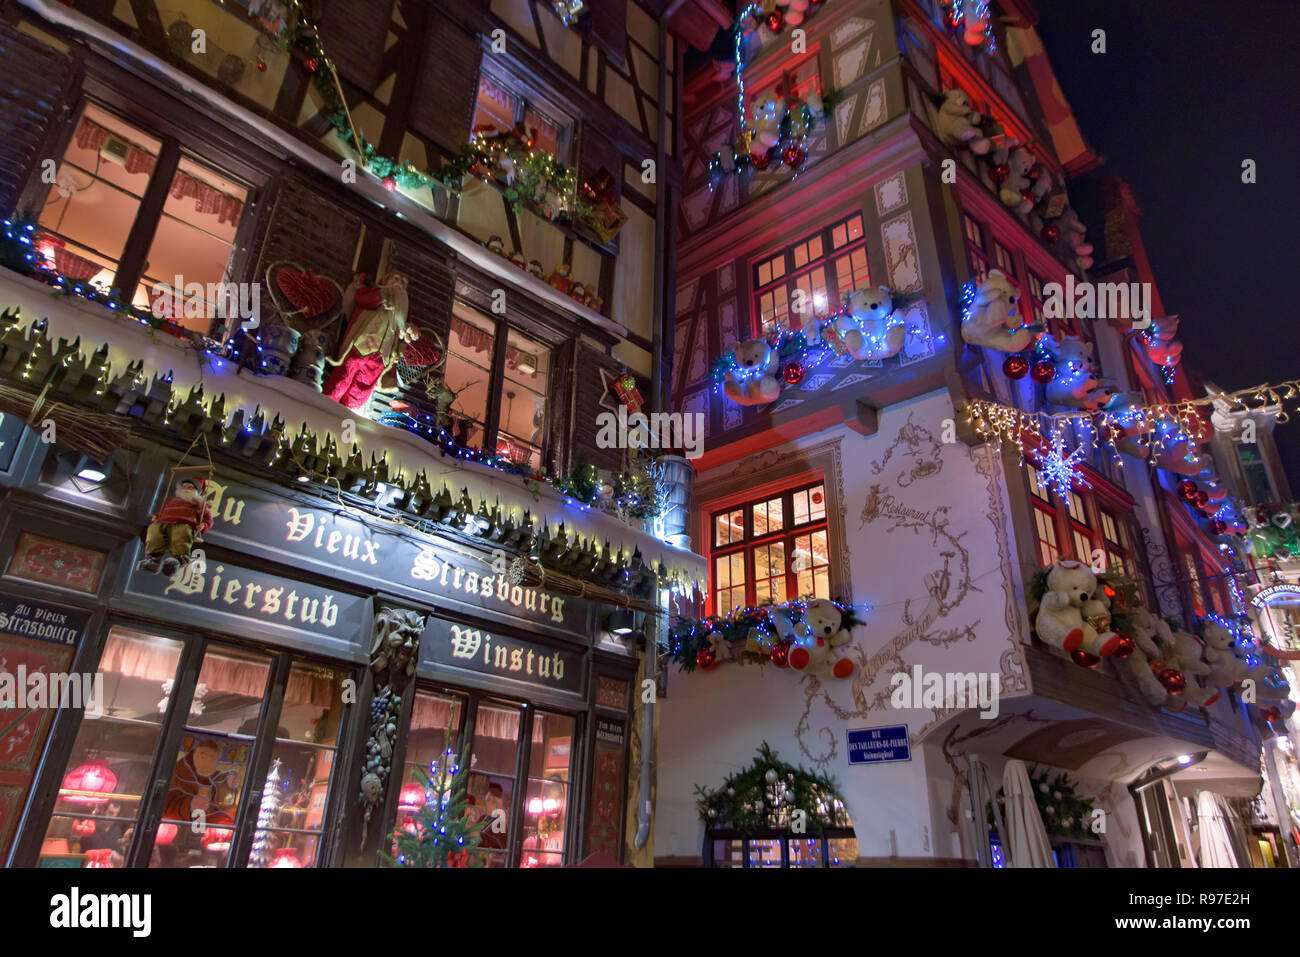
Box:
[1041,224,1061,243]
[1111,633,1136,659]
[696,648,717,671]
[256,59,267,72]
[382,176,397,192]
[1157,668,1186,694]
[770,642,791,668]
[765,9,784,31]
[1026,165,1042,181]
[752,149,773,171]
[1002,354,1030,379]
[1071,650,1101,669]
[303,57,319,72]
[1021,190,1035,205]
[1263,706,1282,722]
[1030,360,1056,383]
[783,361,806,385]
[989,163,1010,184]
[783,145,806,169]
[1194,490,1210,507]
[1210,519,1227,535]
[1177,479,1198,501]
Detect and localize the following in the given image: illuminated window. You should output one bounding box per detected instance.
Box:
[994,242,1016,277]
[35,103,249,334]
[963,214,990,286]
[709,480,831,614]
[752,213,866,336]
[471,69,571,161]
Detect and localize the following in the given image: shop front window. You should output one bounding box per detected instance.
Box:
[467,700,523,868]
[36,627,350,868]
[704,829,857,868]
[520,711,573,868]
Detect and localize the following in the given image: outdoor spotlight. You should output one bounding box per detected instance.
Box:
[58,451,115,486]
[1176,754,1192,765]
[607,609,635,635]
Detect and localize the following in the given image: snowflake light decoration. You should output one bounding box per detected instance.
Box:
[1040,428,1090,506]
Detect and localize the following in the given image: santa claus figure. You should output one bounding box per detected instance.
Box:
[323,271,418,413]
[138,475,213,576]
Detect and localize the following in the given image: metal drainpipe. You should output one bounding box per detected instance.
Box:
[635,21,672,853]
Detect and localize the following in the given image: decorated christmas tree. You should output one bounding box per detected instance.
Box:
[249,758,283,867]
[386,734,486,868]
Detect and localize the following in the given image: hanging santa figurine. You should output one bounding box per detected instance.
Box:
[137,475,213,576]
[323,271,418,413]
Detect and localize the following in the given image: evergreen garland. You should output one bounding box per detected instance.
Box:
[696,742,850,833]
[988,765,1098,841]
[669,596,861,670]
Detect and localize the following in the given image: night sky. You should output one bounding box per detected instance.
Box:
[1036,0,1300,496]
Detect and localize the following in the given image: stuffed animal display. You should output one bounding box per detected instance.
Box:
[749,93,786,160]
[994,146,1035,215]
[934,89,991,155]
[1142,316,1183,369]
[1047,208,1094,271]
[1102,391,1150,459]
[776,599,855,679]
[839,286,906,360]
[1033,560,1123,657]
[138,476,213,577]
[723,338,782,406]
[961,269,1036,352]
[1123,607,1181,707]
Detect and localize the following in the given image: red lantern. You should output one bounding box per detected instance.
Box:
[783,145,806,169]
[382,176,397,192]
[398,782,426,812]
[783,361,806,385]
[1156,668,1186,695]
[61,762,118,806]
[1177,479,1198,501]
[765,9,784,32]
[1041,224,1060,243]
[989,163,1010,184]
[1111,633,1136,659]
[1030,360,1056,383]
[770,642,791,668]
[154,822,178,846]
[1002,354,1029,379]
[1194,490,1210,507]
[70,819,97,837]
[201,826,233,851]
[1071,650,1101,669]
[271,848,305,868]
[697,647,718,670]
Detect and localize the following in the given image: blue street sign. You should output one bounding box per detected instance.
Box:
[846,725,911,765]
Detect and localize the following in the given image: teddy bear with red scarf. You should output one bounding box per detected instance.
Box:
[137,475,213,577]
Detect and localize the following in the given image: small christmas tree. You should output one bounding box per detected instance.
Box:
[386,732,486,868]
[249,758,283,867]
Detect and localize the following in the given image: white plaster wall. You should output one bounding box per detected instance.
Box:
[658,390,1031,860]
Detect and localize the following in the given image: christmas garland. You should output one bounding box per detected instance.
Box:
[695,742,850,833]
[668,595,861,671]
[988,765,1097,841]
[277,6,592,224]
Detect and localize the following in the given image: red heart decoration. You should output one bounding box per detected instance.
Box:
[274,267,339,320]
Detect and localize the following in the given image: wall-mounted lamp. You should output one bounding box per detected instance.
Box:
[606,609,635,635]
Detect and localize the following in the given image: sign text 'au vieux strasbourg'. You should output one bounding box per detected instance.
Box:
[176,479,589,633]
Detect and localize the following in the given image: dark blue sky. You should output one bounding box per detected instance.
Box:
[1036,0,1300,495]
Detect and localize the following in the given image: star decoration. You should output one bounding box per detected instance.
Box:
[1040,428,1091,506]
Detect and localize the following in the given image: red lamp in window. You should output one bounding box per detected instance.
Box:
[154,822,178,846]
[61,761,118,806]
[398,782,427,813]
[271,848,305,868]
[70,819,97,837]
[201,826,233,852]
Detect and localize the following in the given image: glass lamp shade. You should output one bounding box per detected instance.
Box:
[61,762,118,805]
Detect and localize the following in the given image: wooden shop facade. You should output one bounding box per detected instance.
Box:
[0,0,715,867]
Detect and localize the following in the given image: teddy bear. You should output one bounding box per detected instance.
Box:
[1200,619,1242,692]
[1033,560,1123,658]
[1102,391,1151,459]
[1160,629,1217,712]
[1142,317,1183,369]
[1049,208,1094,270]
[749,92,786,160]
[960,269,1035,352]
[841,286,906,360]
[723,337,782,406]
[997,147,1035,215]
[780,599,855,679]
[934,89,991,154]
[1122,607,1180,707]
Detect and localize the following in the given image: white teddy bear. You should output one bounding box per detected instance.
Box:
[961,269,1035,352]
[1123,608,1181,707]
[840,286,905,360]
[777,599,855,679]
[1161,630,1217,712]
[1050,208,1094,270]
[749,92,786,160]
[998,147,1035,215]
[723,337,782,406]
[1033,560,1122,658]
[935,89,991,154]
[1201,620,1241,691]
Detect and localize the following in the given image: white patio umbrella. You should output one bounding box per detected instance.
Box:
[1195,791,1240,868]
[1001,759,1056,868]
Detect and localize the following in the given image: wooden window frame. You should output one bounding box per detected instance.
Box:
[708,479,831,615]
[751,212,868,337]
[475,61,576,164]
[1024,462,1139,579]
